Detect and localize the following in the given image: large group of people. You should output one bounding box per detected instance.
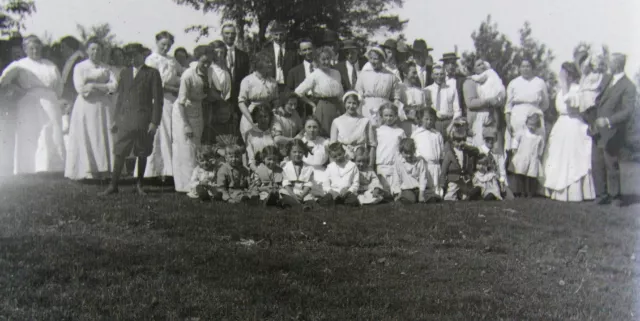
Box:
[0,20,635,208]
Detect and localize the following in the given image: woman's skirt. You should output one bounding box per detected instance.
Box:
[313,97,343,136]
[64,94,114,180]
[136,92,175,178]
[172,101,204,192]
[14,88,65,174]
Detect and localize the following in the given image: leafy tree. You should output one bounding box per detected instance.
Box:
[0,0,35,36]
[75,23,120,62]
[173,0,406,51]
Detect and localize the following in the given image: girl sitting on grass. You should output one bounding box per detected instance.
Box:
[301,116,330,192]
[391,138,432,204]
[251,145,284,207]
[330,91,375,162]
[280,139,323,210]
[473,154,503,201]
[353,146,386,205]
[186,145,219,200]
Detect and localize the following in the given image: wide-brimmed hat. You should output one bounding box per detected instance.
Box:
[380,39,397,51]
[322,29,340,44]
[440,52,460,62]
[270,21,288,33]
[412,39,433,53]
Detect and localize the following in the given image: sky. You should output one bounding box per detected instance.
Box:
[20,0,640,77]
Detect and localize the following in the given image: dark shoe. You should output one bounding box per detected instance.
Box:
[596,195,612,205]
[98,186,118,196]
[611,198,623,208]
[135,184,147,196]
[484,194,498,201]
[468,187,483,201]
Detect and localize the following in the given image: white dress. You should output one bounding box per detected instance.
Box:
[504,76,549,148]
[172,66,207,192]
[0,57,65,174]
[375,125,406,191]
[136,52,182,178]
[354,65,401,127]
[64,60,118,180]
[509,129,544,178]
[330,114,370,160]
[411,127,443,189]
[238,72,279,141]
[542,84,595,201]
[302,136,329,189]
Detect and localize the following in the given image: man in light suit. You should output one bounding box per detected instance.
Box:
[100,43,163,196]
[588,53,636,207]
[334,39,364,92]
[260,21,299,96]
[286,38,315,118]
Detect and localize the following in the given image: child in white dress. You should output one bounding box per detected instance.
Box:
[318,142,361,207]
[353,147,385,205]
[301,116,330,191]
[251,145,284,207]
[509,113,544,197]
[245,104,276,172]
[411,107,444,196]
[279,139,323,210]
[473,154,503,201]
[330,91,375,161]
[186,146,218,200]
[470,62,505,103]
[375,103,407,192]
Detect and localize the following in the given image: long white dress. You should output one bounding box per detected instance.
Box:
[64,60,118,180]
[542,84,595,201]
[172,66,207,192]
[504,76,549,149]
[0,57,65,174]
[135,52,182,178]
[354,65,401,127]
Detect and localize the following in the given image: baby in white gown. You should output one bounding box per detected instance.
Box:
[470,62,505,103]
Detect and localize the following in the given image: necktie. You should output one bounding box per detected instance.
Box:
[436,86,442,112]
[419,69,426,88]
[227,49,234,71]
[351,64,358,88]
[277,46,283,68]
[309,63,314,74]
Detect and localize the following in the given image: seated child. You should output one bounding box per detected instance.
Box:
[251,145,284,207]
[375,103,407,192]
[411,107,444,196]
[508,113,544,198]
[470,61,506,103]
[187,145,218,200]
[478,127,513,199]
[391,138,438,204]
[353,146,386,205]
[440,125,482,201]
[273,93,303,138]
[245,104,276,172]
[280,139,324,210]
[318,142,360,207]
[473,154,503,201]
[301,116,330,190]
[213,144,260,204]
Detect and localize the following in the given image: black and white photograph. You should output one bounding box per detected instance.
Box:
[0,0,639,319]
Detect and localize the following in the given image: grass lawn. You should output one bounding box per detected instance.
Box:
[0,165,639,320]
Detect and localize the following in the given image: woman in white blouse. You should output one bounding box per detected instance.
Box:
[64,38,118,180]
[0,35,65,174]
[172,46,212,192]
[295,46,344,135]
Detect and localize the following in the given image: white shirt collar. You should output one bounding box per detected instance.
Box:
[612,72,625,85]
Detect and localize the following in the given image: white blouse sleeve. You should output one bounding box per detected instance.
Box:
[294,72,315,97]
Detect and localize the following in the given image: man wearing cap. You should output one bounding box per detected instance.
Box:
[260,21,299,95]
[424,64,461,138]
[441,52,467,117]
[286,38,315,118]
[411,39,434,88]
[100,43,164,196]
[335,39,364,91]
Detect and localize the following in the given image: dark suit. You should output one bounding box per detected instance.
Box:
[228,47,250,103]
[260,42,298,91]
[113,65,164,157]
[589,73,636,198]
[440,144,480,199]
[286,62,312,118]
[334,60,364,91]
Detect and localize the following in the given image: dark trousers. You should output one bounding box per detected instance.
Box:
[318,192,360,207]
[280,194,317,209]
[592,144,621,198]
[398,189,420,204]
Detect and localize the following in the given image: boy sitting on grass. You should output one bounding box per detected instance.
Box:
[213,144,260,204]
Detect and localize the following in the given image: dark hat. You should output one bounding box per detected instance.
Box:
[322,29,340,44]
[412,39,433,53]
[380,39,397,51]
[123,43,146,56]
[341,39,359,50]
[270,21,288,33]
[440,52,459,62]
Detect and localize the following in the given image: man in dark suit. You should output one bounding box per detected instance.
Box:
[589,53,636,207]
[334,39,364,92]
[286,38,315,118]
[100,43,164,196]
[260,21,298,97]
[411,39,434,88]
[221,23,250,138]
